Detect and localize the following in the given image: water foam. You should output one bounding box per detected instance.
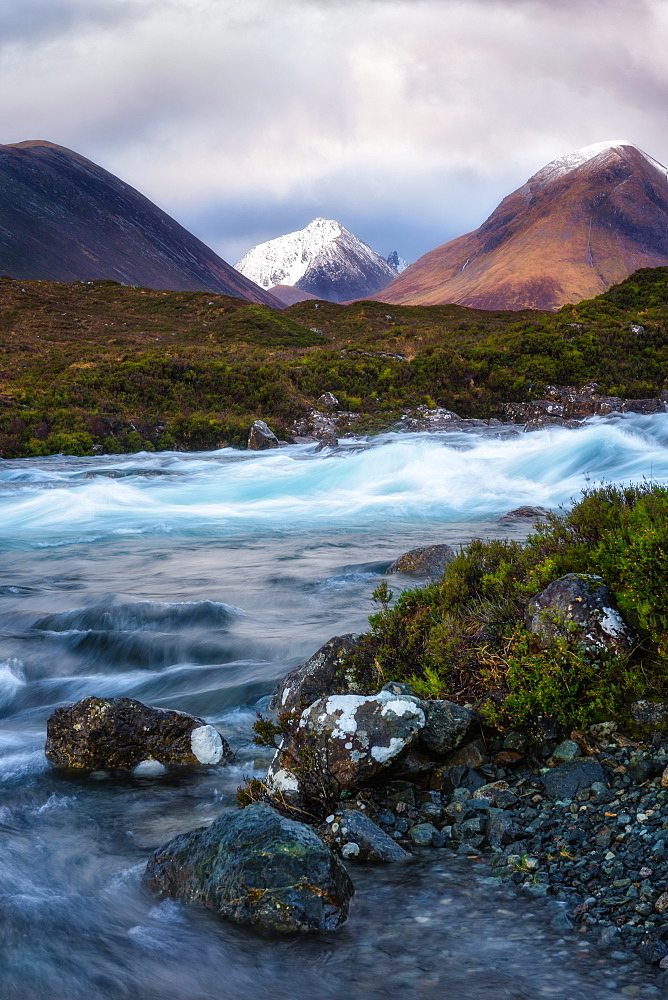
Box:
[0,415,666,542]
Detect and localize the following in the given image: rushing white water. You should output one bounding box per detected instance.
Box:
[0,414,666,543]
[0,416,666,1000]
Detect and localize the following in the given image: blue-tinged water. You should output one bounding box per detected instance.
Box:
[1,414,667,1000]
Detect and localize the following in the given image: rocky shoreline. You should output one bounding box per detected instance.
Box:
[247,383,668,449]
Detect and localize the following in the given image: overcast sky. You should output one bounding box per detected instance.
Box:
[2,0,668,264]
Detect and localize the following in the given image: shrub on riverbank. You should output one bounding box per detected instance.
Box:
[346,484,668,728]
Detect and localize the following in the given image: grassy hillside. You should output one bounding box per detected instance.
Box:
[0,268,666,457]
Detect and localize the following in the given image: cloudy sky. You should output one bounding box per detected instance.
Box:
[3,0,668,264]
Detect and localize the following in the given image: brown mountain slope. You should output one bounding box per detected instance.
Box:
[370,141,668,311]
[0,140,278,306]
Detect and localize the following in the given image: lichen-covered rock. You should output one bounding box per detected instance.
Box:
[247,419,279,450]
[315,392,339,410]
[270,634,361,714]
[418,700,479,758]
[525,574,635,656]
[144,803,353,934]
[386,544,455,577]
[631,700,668,726]
[45,696,231,770]
[270,690,426,794]
[319,808,410,862]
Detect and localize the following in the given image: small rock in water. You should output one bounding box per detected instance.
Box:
[320,808,411,862]
[45,696,231,770]
[145,803,353,934]
[386,544,455,578]
[247,419,279,450]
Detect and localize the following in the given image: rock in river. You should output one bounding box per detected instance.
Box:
[247,419,279,450]
[386,544,455,577]
[45,696,231,770]
[270,633,362,714]
[144,803,353,933]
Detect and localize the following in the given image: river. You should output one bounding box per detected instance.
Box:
[2,414,668,1000]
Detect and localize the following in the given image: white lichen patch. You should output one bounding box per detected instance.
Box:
[379,696,425,725]
[190,724,224,764]
[269,767,300,793]
[342,842,360,858]
[322,694,369,733]
[370,737,405,763]
[133,759,167,777]
[599,607,628,638]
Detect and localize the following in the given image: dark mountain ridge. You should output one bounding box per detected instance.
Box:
[0,140,277,305]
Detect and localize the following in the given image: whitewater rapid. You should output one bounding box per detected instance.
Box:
[1,412,667,543]
[1,415,666,1000]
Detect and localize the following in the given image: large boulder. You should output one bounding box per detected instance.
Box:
[525,574,635,656]
[144,803,353,933]
[319,808,411,862]
[418,700,479,758]
[270,634,361,714]
[248,419,279,450]
[45,696,230,770]
[269,689,426,795]
[386,544,455,577]
[498,506,550,522]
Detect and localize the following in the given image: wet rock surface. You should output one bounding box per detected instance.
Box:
[144,803,353,933]
[499,505,551,522]
[502,383,668,429]
[269,633,362,714]
[319,807,411,862]
[386,544,455,577]
[45,696,231,770]
[526,573,635,656]
[247,419,279,450]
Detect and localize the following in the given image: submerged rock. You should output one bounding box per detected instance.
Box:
[319,808,411,862]
[247,419,279,450]
[45,696,230,770]
[271,690,426,794]
[144,803,353,933]
[526,574,635,656]
[270,633,362,714]
[386,544,455,577]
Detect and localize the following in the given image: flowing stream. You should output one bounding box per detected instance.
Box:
[2,413,668,1000]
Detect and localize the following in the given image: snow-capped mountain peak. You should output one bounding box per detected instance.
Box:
[531,140,668,186]
[235,218,398,303]
[235,218,345,290]
[387,250,408,274]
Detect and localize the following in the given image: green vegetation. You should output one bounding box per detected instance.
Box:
[344,484,668,729]
[0,267,666,457]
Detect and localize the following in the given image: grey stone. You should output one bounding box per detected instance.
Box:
[441,738,489,769]
[247,419,279,450]
[631,701,668,726]
[439,765,487,796]
[320,808,411,862]
[315,392,340,410]
[408,823,438,846]
[270,634,361,714]
[144,803,353,933]
[270,690,426,794]
[541,757,609,800]
[552,739,582,762]
[498,506,551,522]
[45,696,231,770]
[386,544,455,578]
[418,700,479,758]
[526,574,635,656]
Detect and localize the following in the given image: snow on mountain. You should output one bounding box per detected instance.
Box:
[387,251,408,274]
[235,218,398,303]
[531,140,668,186]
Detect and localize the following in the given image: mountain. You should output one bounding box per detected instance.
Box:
[234,218,398,303]
[266,284,320,307]
[0,140,278,305]
[386,251,408,274]
[370,141,668,311]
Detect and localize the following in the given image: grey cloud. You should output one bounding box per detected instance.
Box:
[1,0,668,266]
